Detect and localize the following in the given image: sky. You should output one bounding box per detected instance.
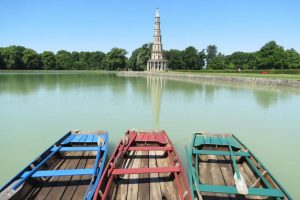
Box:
[1,0,299,55]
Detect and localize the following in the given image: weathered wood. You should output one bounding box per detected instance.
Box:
[26,152,72,200]
[44,151,83,200]
[127,151,142,200]
[138,150,150,200]
[114,151,135,200]
[149,150,162,199]
[71,151,95,200]
[60,151,90,200]
[156,150,179,200]
[208,154,230,198]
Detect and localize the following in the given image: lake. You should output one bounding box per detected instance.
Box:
[0,72,299,198]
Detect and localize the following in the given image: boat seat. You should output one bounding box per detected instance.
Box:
[194,135,241,150]
[21,168,94,178]
[61,134,101,144]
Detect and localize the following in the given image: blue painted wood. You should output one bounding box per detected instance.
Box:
[21,169,94,178]
[198,184,283,197]
[193,149,250,157]
[79,135,88,143]
[59,147,99,152]
[13,146,61,190]
[61,134,76,145]
[71,135,81,143]
[85,135,94,143]
[92,135,99,143]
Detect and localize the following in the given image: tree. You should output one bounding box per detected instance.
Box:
[197,50,206,70]
[182,46,199,70]
[226,51,258,70]
[1,46,26,69]
[0,48,4,69]
[89,51,105,69]
[207,53,226,69]
[41,51,56,70]
[206,45,217,66]
[285,49,300,69]
[128,43,151,71]
[256,41,287,69]
[102,48,127,70]
[165,49,185,69]
[56,50,73,70]
[22,49,41,69]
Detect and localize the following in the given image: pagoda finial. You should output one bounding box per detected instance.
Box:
[155,8,160,17]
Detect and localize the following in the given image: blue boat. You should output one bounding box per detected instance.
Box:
[0,130,108,200]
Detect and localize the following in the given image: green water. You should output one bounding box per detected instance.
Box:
[0,72,299,198]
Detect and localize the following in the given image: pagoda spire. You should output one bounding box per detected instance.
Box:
[147,9,168,71]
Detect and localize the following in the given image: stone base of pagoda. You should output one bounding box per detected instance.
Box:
[147,60,168,71]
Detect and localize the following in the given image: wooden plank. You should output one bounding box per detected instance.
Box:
[60,151,90,200]
[85,135,94,143]
[79,135,88,143]
[25,152,73,200]
[127,151,142,199]
[71,151,95,200]
[114,151,135,200]
[208,154,230,198]
[149,150,162,199]
[138,150,150,200]
[156,150,179,200]
[44,151,83,200]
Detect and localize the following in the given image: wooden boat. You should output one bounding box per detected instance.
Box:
[186,132,293,200]
[93,129,192,200]
[0,130,108,200]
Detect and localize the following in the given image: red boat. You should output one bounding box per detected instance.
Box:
[93,130,192,200]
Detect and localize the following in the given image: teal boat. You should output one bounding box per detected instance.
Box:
[186,133,293,200]
[0,130,108,200]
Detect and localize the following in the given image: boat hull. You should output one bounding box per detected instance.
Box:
[187,132,292,200]
[0,130,108,200]
[93,129,192,200]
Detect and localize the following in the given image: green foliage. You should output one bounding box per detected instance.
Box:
[1,46,26,69]
[207,53,226,69]
[41,51,56,70]
[285,49,300,69]
[0,40,300,71]
[128,43,151,71]
[165,49,185,69]
[256,41,287,69]
[226,51,257,70]
[102,48,127,70]
[22,49,41,70]
[56,50,73,70]
[206,45,217,66]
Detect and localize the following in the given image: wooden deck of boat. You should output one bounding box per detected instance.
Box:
[108,149,181,200]
[23,151,96,200]
[198,146,273,200]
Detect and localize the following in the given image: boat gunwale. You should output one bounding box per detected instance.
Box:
[0,130,109,200]
[190,132,293,200]
[93,129,192,200]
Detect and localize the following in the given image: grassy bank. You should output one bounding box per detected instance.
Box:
[172,70,300,80]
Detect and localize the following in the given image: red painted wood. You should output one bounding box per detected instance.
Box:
[127,146,172,151]
[112,167,181,175]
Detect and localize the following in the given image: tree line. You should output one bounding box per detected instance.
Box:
[1,41,300,71]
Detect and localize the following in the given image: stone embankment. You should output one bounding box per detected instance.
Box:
[116,71,300,88]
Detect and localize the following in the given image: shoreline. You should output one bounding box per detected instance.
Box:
[116,71,300,88]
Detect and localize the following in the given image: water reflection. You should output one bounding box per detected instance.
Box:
[147,77,165,128]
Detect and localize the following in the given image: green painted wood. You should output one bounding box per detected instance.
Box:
[245,156,273,189]
[192,149,250,157]
[197,184,283,197]
[210,137,221,145]
[226,137,241,179]
[193,134,241,150]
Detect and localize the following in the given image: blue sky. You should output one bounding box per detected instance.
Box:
[1,0,299,55]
